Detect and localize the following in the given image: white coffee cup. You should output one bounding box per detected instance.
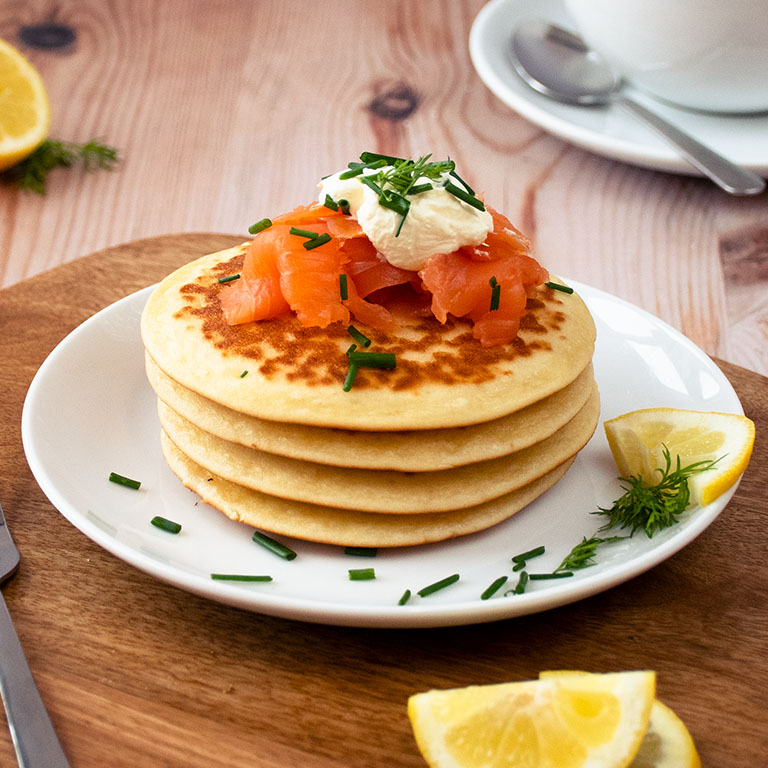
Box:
[563,0,768,114]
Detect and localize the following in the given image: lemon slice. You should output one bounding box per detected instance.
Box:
[540,672,700,768]
[0,38,50,171]
[603,408,754,506]
[408,671,656,768]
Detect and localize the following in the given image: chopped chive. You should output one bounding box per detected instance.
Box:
[444,180,486,211]
[210,574,273,582]
[248,218,272,235]
[449,169,475,196]
[512,545,546,563]
[240,370,248,378]
[342,363,358,392]
[252,531,297,560]
[545,281,574,295]
[349,567,376,581]
[489,276,500,311]
[347,351,396,369]
[360,175,382,195]
[109,472,141,490]
[481,575,508,600]
[378,188,410,217]
[398,589,412,606]
[529,572,574,580]
[344,546,377,557]
[346,343,357,355]
[417,573,460,597]
[409,182,433,195]
[339,273,349,300]
[339,166,364,180]
[394,212,407,238]
[512,560,527,572]
[304,233,332,250]
[347,325,371,347]
[512,570,529,594]
[323,194,339,211]
[289,226,319,239]
[151,516,181,534]
[359,151,404,165]
[218,273,241,284]
[338,198,350,215]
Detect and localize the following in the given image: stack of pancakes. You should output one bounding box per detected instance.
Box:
[140,243,599,548]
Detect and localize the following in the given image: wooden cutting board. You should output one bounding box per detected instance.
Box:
[0,234,766,767]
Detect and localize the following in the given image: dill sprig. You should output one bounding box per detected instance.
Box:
[555,535,627,573]
[595,446,721,538]
[3,137,119,194]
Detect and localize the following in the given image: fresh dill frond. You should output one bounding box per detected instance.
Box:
[555,535,627,573]
[595,446,721,538]
[3,137,119,194]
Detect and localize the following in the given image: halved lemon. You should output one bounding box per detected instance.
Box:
[0,38,51,171]
[540,672,700,768]
[408,671,656,768]
[603,408,754,506]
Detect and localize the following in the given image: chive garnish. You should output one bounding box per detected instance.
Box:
[348,567,376,581]
[409,182,433,195]
[304,233,331,250]
[347,325,371,347]
[323,194,339,211]
[342,363,358,392]
[248,218,272,235]
[346,343,357,355]
[210,574,273,582]
[360,151,405,165]
[378,188,410,216]
[417,573,460,597]
[339,166,365,180]
[443,180,486,211]
[360,175,382,195]
[398,589,412,606]
[339,273,349,300]
[512,570,529,594]
[218,273,241,284]
[449,168,475,196]
[528,572,574,580]
[344,546,377,557]
[109,472,141,490]
[512,545,545,563]
[545,281,574,294]
[489,276,500,311]
[481,575,508,600]
[252,531,297,560]
[240,370,248,378]
[290,226,319,239]
[338,198,350,215]
[347,351,396,369]
[151,516,181,534]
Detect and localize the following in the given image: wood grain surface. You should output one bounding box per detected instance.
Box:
[1,0,767,377]
[0,234,766,767]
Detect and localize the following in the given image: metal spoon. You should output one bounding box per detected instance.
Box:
[510,20,766,196]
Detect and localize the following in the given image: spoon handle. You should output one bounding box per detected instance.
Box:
[616,95,765,195]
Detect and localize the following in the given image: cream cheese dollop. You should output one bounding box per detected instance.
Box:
[319,167,493,272]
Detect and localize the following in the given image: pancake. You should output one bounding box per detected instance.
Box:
[161,430,577,548]
[147,353,596,470]
[157,386,600,514]
[140,244,596,430]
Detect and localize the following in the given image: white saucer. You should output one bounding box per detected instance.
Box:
[470,0,768,176]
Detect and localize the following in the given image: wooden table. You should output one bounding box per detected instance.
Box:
[1,0,767,376]
[0,235,766,767]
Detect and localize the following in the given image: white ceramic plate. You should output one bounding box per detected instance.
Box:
[470,0,768,175]
[22,283,743,628]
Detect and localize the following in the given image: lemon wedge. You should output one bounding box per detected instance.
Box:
[0,38,50,171]
[408,671,656,768]
[603,408,754,506]
[540,672,700,768]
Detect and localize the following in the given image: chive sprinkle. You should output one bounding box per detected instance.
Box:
[346,343,357,355]
[545,281,574,295]
[360,175,382,195]
[342,363,358,392]
[109,472,141,490]
[344,546,377,557]
[240,370,248,378]
[151,516,181,534]
[360,151,405,165]
[338,198,350,215]
[210,574,273,582]
[449,168,475,196]
[409,182,433,195]
[529,572,574,580]
[252,531,297,560]
[339,166,365,179]
[304,233,331,250]
[512,545,546,563]
[347,350,396,369]
[443,180,486,211]
[218,273,241,284]
[512,570,529,595]
[248,218,272,235]
[398,589,412,606]
[347,325,371,347]
[290,226,319,239]
[323,194,339,211]
[481,575,508,600]
[489,276,500,311]
[339,273,349,300]
[417,573,460,597]
[349,567,376,581]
